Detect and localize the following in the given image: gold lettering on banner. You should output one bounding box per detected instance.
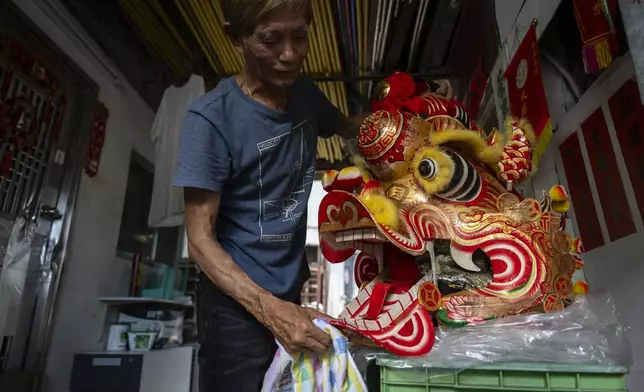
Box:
[592,0,603,16]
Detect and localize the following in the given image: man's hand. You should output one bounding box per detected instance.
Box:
[260,295,332,354]
[336,114,370,140]
[184,188,334,355]
[302,306,332,322]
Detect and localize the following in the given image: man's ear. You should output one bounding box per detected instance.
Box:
[223,22,243,53]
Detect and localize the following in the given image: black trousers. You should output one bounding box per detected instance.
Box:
[196,273,297,392]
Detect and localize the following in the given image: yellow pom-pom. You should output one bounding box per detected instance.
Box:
[552,200,570,213]
[359,193,400,229]
[549,185,569,202]
[573,280,589,296]
[321,170,338,192]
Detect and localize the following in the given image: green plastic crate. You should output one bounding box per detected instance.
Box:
[380,363,628,391]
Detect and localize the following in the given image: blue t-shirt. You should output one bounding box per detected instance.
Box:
[174,77,343,300]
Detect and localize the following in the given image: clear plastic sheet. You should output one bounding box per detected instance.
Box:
[351,291,631,375]
[0,217,36,337]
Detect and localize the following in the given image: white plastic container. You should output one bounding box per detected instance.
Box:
[127,331,158,352]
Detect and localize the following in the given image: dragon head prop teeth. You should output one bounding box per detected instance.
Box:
[318,72,586,357]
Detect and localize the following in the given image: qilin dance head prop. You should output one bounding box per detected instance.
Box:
[318,72,588,356]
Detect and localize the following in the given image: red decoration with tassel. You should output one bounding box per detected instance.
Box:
[504,21,552,170]
[84,102,109,177]
[573,0,619,73]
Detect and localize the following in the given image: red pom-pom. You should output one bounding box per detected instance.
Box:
[371,72,418,112]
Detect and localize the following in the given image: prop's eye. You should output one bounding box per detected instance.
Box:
[418,159,437,179]
[412,148,454,195]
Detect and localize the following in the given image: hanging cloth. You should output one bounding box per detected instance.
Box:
[148,74,205,227]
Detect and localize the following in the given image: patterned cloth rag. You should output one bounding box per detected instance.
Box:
[261,318,368,392]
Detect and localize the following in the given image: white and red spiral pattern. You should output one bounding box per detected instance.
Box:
[354,253,380,287]
[450,234,544,299]
[388,203,544,298]
[368,303,435,356]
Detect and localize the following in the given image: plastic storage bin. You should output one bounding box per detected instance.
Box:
[380,363,628,391]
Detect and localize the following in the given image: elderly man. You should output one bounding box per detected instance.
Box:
[174,0,364,390]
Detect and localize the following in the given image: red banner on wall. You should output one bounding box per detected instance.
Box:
[573,0,616,44]
[559,133,604,251]
[573,0,619,73]
[504,21,552,169]
[608,78,644,222]
[581,108,635,241]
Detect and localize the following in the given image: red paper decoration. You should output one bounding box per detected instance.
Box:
[581,108,635,241]
[573,0,619,73]
[0,35,61,94]
[608,78,644,223]
[559,133,605,251]
[0,33,64,180]
[84,102,108,177]
[0,97,38,151]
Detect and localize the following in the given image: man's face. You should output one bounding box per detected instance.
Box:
[239,9,309,88]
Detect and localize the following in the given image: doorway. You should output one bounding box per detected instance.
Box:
[0,2,98,389]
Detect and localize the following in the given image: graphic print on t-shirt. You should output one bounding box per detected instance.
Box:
[257,120,314,242]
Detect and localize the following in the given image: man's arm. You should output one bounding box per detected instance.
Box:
[335,113,369,140]
[184,188,330,353]
[308,79,369,140]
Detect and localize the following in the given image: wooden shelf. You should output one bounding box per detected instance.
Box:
[99,297,194,307]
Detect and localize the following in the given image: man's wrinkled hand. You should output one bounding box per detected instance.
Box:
[302,306,334,321]
[260,295,332,354]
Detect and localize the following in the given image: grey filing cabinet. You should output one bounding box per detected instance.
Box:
[70,346,197,392]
